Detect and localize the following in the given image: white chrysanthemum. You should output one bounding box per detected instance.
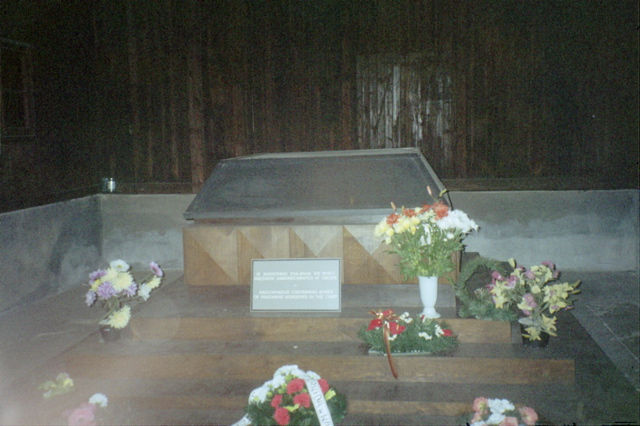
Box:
[112,271,134,292]
[435,209,479,234]
[248,385,269,403]
[110,259,130,272]
[138,284,152,301]
[374,221,389,237]
[305,370,321,380]
[488,398,515,414]
[89,393,108,407]
[486,412,506,425]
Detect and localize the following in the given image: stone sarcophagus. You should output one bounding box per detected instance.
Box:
[182,148,458,286]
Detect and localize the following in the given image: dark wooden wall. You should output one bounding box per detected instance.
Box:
[1,0,637,210]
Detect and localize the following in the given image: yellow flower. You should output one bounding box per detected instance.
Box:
[146,276,161,290]
[107,305,131,329]
[524,326,541,340]
[90,279,101,292]
[531,285,541,294]
[492,291,508,309]
[540,314,557,336]
[112,271,133,292]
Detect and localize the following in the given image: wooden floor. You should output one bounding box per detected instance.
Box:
[6,278,638,425]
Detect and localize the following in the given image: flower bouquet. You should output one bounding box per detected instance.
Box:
[463,397,538,426]
[85,259,164,330]
[236,365,347,426]
[63,393,108,426]
[488,259,580,342]
[358,309,458,378]
[374,188,478,280]
[38,373,74,399]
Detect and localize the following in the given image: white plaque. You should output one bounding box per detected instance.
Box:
[251,258,341,312]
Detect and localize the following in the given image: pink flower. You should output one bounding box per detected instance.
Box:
[442,329,453,337]
[271,394,283,408]
[66,403,97,426]
[273,406,290,425]
[149,261,164,277]
[519,406,539,425]
[318,379,330,394]
[499,416,519,426]
[472,397,488,413]
[293,392,311,408]
[286,378,306,395]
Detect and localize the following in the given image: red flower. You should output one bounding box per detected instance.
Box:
[286,378,306,395]
[442,329,453,337]
[386,213,400,225]
[432,202,449,219]
[318,379,330,394]
[367,318,382,331]
[271,394,283,408]
[273,406,290,425]
[403,208,417,217]
[387,321,406,335]
[420,204,431,214]
[293,392,311,408]
[382,309,395,317]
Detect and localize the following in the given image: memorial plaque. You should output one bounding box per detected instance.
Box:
[251,258,341,312]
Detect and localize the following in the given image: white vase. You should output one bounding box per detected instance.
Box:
[418,276,441,318]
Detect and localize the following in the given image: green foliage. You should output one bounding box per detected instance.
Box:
[454,256,518,321]
[358,315,458,354]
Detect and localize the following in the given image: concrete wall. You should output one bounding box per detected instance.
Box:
[0,197,102,313]
[0,190,637,313]
[449,190,639,272]
[100,194,194,271]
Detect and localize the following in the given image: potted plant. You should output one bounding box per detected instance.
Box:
[85,259,164,341]
[488,259,580,346]
[374,187,478,318]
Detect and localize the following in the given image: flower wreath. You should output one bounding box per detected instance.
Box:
[234,365,347,426]
[358,309,458,378]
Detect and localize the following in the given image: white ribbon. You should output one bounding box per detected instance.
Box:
[233,376,334,426]
[305,378,334,426]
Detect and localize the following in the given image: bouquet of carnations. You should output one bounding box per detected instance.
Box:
[466,397,538,426]
[236,365,347,426]
[85,259,164,329]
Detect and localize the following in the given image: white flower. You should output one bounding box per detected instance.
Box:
[110,259,130,272]
[138,284,152,301]
[418,332,432,340]
[89,393,108,407]
[248,385,269,403]
[488,398,515,414]
[435,324,444,336]
[305,370,321,380]
[435,209,479,234]
[485,412,505,424]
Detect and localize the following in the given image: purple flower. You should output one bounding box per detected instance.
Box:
[149,261,164,277]
[89,269,107,284]
[123,282,137,297]
[541,261,555,269]
[524,270,535,280]
[523,293,537,307]
[96,281,117,300]
[491,271,503,281]
[85,291,97,307]
[505,275,518,288]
